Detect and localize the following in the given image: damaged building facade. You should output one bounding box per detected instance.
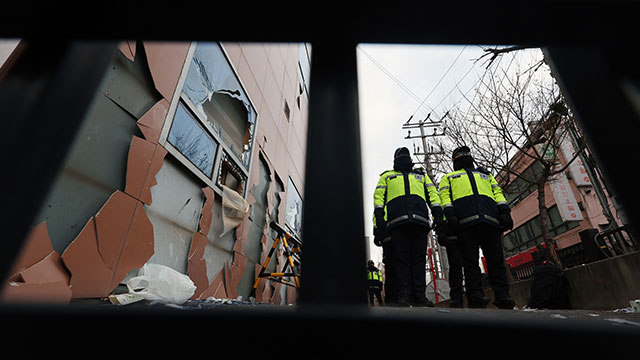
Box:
[2,41,310,305]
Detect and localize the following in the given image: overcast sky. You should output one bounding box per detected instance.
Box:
[356,44,544,262]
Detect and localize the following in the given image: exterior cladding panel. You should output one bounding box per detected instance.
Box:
[3,41,308,305]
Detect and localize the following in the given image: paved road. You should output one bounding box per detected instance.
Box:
[372,304,640,329]
[8,300,639,356]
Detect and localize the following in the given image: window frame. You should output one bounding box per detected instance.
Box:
[503,205,581,257]
[159,42,259,198]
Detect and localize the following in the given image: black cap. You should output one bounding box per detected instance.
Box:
[452,146,471,161]
[394,147,410,159]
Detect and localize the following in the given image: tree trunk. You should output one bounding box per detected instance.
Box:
[537,177,563,267]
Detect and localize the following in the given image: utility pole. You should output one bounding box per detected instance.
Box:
[403,113,446,179]
[402,114,448,292]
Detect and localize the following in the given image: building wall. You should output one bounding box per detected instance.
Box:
[8,41,308,305]
[504,138,624,257]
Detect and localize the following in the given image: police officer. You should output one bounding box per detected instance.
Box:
[366,260,384,306]
[436,225,465,308]
[373,147,443,307]
[438,146,515,309]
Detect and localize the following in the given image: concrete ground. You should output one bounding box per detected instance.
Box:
[6,299,640,356]
[372,303,640,329]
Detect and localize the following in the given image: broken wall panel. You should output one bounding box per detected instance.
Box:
[2,222,73,304]
[137,98,169,144]
[121,41,137,63]
[62,190,155,298]
[104,46,162,120]
[119,41,135,62]
[61,217,113,298]
[10,43,309,305]
[110,201,154,290]
[95,191,140,271]
[199,187,215,236]
[8,221,54,278]
[2,281,72,304]
[19,252,70,285]
[144,42,190,102]
[125,136,157,204]
[198,268,227,300]
[124,136,168,205]
[32,44,161,254]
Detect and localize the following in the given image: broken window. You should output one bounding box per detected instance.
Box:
[296,43,311,110]
[216,151,247,196]
[285,177,303,237]
[163,42,257,196]
[183,42,256,170]
[167,102,218,177]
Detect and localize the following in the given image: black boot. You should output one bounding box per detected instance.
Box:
[493,296,515,309]
[450,298,464,308]
[412,296,434,307]
[468,297,490,308]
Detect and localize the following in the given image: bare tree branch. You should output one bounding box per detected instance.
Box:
[479,45,535,68]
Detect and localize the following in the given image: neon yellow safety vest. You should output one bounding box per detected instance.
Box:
[373,169,441,229]
[367,269,382,281]
[438,168,507,227]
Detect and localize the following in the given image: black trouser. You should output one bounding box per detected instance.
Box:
[382,240,396,304]
[368,285,384,306]
[389,222,429,302]
[456,222,510,301]
[445,240,464,303]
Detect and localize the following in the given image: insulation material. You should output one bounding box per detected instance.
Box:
[188,232,209,299]
[2,222,72,304]
[144,42,190,101]
[221,185,250,237]
[62,191,154,298]
[124,136,168,205]
[137,98,169,144]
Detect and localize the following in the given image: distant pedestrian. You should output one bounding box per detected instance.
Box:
[366,260,384,306]
[438,146,515,309]
[373,147,443,307]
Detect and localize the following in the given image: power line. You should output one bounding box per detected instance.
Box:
[358,47,424,105]
[410,45,467,118]
[358,46,442,118]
